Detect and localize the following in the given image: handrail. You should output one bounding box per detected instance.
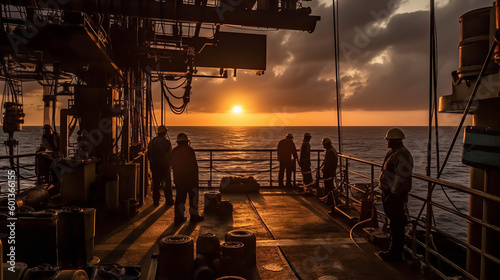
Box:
[339,154,500,205]
[2,148,499,279]
[336,153,500,280]
[0,153,38,160]
[193,148,325,187]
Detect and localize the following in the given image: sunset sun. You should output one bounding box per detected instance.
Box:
[232,106,243,114]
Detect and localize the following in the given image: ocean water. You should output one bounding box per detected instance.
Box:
[0,126,470,239]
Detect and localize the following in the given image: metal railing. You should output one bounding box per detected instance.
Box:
[0,153,37,194]
[2,148,499,279]
[193,148,325,187]
[338,154,500,280]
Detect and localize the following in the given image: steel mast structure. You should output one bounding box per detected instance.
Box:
[0,0,319,206]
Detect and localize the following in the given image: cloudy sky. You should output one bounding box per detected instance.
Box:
[19,0,495,126]
[163,0,493,126]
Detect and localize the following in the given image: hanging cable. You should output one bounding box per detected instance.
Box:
[163,78,187,99]
[333,0,344,186]
[426,0,435,179]
[160,69,193,115]
[160,75,164,125]
[165,78,187,91]
[0,55,18,104]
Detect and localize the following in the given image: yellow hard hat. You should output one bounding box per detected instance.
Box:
[286,133,294,139]
[158,125,168,134]
[322,138,332,145]
[304,132,312,138]
[385,128,405,140]
[177,133,190,142]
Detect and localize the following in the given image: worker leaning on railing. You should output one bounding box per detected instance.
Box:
[378,128,414,262]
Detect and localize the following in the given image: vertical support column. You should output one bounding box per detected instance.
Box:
[42,86,52,125]
[122,71,131,162]
[59,109,69,157]
[112,89,119,154]
[467,98,500,279]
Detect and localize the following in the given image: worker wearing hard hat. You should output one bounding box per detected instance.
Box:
[171,133,204,223]
[147,125,174,206]
[300,132,313,187]
[378,128,413,262]
[277,133,298,189]
[321,138,338,206]
[39,124,60,152]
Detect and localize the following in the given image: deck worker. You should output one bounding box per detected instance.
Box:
[320,138,338,207]
[300,132,313,187]
[378,128,413,261]
[277,133,298,188]
[171,133,204,223]
[36,124,61,185]
[39,124,60,152]
[147,125,174,207]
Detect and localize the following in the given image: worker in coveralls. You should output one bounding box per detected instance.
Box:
[147,125,174,207]
[320,138,338,207]
[277,133,298,189]
[378,128,413,261]
[300,132,313,187]
[171,133,204,223]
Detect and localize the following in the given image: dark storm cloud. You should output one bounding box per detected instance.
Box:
[186,0,496,113]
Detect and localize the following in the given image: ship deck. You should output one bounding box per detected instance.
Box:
[93,188,428,280]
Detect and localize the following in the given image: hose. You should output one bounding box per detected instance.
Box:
[349,218,372,256]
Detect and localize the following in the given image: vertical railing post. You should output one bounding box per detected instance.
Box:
[317,150,321,179]
[345,158,350,207]
[370,164,378,227]
[293,157,296,188]
[209,150,213,187]
[480,171,488,280]
[269,151,273,187]
[370,164,374,199]
[425,181,433,265]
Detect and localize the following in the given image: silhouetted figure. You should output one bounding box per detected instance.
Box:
[320,138,338,205]
[76,130,90,159]
[39,124,60,152]
[378,128,413,262]
[277,134,298,188]
[36,124,61,186]
[171,133,204,223]
[147,125,173,206]
[300,132,313,187]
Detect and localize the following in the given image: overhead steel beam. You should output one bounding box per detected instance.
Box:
[0,0,320,32]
